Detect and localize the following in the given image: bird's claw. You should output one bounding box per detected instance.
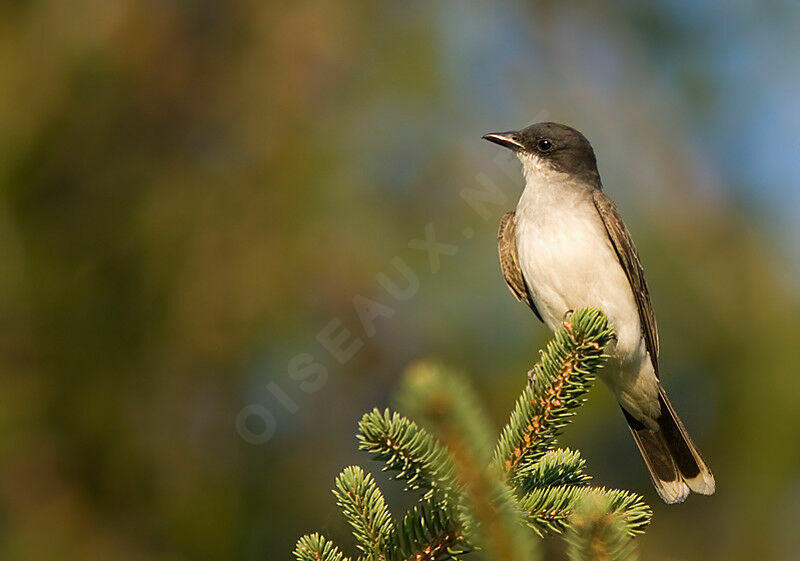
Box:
[562,309,574,332]
[528,360,543,386]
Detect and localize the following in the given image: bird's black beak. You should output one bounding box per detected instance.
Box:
[482,131,523,151]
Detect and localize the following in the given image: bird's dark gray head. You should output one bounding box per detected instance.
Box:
[483,122,600,185]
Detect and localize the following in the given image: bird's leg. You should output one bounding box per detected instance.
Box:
[562,309,574,332]
[528,350,545,386]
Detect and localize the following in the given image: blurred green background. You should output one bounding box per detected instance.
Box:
[1,1,799,560]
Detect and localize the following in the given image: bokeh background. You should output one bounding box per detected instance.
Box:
[1,1,799,560]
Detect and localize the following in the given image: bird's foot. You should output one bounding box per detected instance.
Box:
[528,357,543,386]
[562,309,574,332]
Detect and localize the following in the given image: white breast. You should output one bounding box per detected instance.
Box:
[513,163,659,422]
[515,197,641,356]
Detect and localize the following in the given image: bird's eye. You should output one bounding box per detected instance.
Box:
[537,139,553,152]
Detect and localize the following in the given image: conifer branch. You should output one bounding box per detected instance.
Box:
[333,466,396,559]
[399,362,538,561]
[492,308,615,479]
[294,533,351,561]
[295,309,652,561]
[514,449,591,493]
[357,409,456,499]
[394,498,469,561]
[517,485,651,537]
[565,493,640,561]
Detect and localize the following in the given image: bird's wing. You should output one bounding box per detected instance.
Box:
[498,211,543,323]
[592,190,660,375]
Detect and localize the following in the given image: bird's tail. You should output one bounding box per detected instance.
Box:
[622,386,715,504]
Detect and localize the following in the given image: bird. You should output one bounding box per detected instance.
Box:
[482,122,714,504]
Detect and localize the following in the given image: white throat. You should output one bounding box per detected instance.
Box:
[515,152,591,214]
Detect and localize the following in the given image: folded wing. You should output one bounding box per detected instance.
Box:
[497,211,543,323]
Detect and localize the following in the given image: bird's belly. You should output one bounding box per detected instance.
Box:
[515,211,646,366]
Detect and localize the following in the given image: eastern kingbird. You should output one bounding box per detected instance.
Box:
[483,122,715,503]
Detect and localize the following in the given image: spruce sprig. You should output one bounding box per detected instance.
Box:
[293,308,651,561]
[565,493,642,561]
[399,362,538,561]
[492,308,615,479]
[517,485,652,537]
[394,498,469,561]
[333,466,395,559]
[357,408,456,499]
[515,448,591,492]
[294,533,350,561]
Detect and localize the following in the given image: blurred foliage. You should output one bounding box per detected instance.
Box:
[298,313,647,561]
[0,1,799,560]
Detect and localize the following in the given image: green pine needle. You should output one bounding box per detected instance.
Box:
[514,449,591,492]
[357,408,455,498]
[565,492,641,561]
[333,466,395,559]
[294,533,350,561]
[393,498,469,561]
[398,362,538,561]
[295,309,653,561]
[398,361,496,467]
[492,308,615,478]
[517,485,652,537]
